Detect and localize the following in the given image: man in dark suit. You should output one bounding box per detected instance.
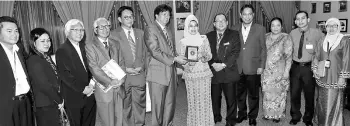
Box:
[56,19,96,126]
[86,17,126,126]
[0,16,34,126]
[109,6,148,126]
[144,4,187,126]
[206,13,241,126]
[232,4,267,126]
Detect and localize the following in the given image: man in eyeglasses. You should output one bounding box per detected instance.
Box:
[109,6,149,126]
[56,19,96,126]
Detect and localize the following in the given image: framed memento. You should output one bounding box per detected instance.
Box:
[339,1,347,12]
[185,46,198,62]
[311,3,316,13]
[176,1,191,13]
[339,19,348,32]
[323,2,331,13]
[177,18,186,30]
[316,21,326,34]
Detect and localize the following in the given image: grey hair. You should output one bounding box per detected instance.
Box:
[64,19,84,37]
[93,17,110,28]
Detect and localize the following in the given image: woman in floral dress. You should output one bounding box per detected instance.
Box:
[261,17,293,123]
[179,14,214,126]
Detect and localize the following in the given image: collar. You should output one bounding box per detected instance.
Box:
[298,26,310,33]
[122,27,134,35]
[0,42,19,53]
[97,37,109,45]
[242,22,253,29]
[156,20,166,30]
[69,39,79,46]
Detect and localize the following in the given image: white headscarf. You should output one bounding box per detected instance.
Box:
[323,17,344,52]
[182,14,202,46]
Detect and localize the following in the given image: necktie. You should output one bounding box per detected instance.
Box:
[217,33,223,53]
[103,41,111,58]
[128,31,136,61]
[163,28,173,54]
[298,31,305,59]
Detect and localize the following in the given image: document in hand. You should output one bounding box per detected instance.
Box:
[317,60,326,77]
[95,59,126,93]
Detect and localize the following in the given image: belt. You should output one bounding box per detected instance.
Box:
[293,60,311,66]
[12,93,28,101]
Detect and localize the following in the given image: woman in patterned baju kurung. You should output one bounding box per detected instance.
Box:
[261,17,293,122]
[312,18,350,126]
[179,15,214,126]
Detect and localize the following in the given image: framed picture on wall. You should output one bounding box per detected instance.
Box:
[176,1,191,13]
[339,19,348,32]
[177,18,186,30]
[311,3,316,13]
[339,1,347,12]
[323,2,331,13]
[316,21,326,34]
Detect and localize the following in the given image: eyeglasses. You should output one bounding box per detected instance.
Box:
[123,16,134,20]
[326,25,338,29]
[70,29,85,33]
[97,25,111,30]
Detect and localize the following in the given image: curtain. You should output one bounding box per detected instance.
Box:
[109,1,146,30]
[13,1,65,55]
[0,1,15,16]
[259,1,297,33]
[137,1,174,32]
[194,0,233,34]
[52,1,114,42]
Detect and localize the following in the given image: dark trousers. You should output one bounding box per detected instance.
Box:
[237,74,260,119]
[289,62,315,122]
[344,79,350,109]
[66,95,96,126]
[36,105,60,126]
[211,82,237,125]
[10,94,34,126]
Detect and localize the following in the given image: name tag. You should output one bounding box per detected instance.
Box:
[306,44,313,49]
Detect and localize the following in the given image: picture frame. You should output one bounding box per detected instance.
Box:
[316,21,326,34]
[177,18,186,30]
[185,46,198,62]
[339,19,348,32]
[176,1,191,13]
[323,2,331,13]
[311,3,316,13]
[339,1,347,12]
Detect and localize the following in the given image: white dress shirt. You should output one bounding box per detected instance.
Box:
[241,22,253,44]
[0,43,30,96]
[70,41,86,71]
[122,27,136,42]
[98,37,109,47]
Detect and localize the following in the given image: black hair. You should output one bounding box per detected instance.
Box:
[0,16,18,32]
[240,4,255,14]
[294,10,309,20]
[117,6,134,18]
[154,4,172,19]
[29,28,53,56]
[270,17,283,28]
[213,13,228,22]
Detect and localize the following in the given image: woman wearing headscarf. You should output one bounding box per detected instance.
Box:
[178,14,214,126]
[312,17,350,126]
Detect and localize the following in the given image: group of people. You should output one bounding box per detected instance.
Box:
[0,3,349,126]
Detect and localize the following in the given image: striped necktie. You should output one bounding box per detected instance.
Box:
[128,31,136,61]
[163,28,174,54]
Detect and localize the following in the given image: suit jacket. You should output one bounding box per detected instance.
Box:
[233,23,267,75]
[207,29,241,84]
[0,44,30,125]
[110,27,148,85]
[26,55,62,107]
[56,39,92,107]
[144,22,176,86]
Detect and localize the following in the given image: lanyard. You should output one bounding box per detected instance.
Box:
[326,34,340,59]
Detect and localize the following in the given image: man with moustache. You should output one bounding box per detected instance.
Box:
[0,16,34,126]
[144,4,187,126]
[56,19,96,126]
[109,6,148,126]
[233,4,267,126]
[288,11,323,126]
[206,13,241,126]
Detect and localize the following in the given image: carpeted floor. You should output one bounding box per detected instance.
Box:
[97,80,350,126]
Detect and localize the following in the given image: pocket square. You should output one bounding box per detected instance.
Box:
[224,42,230,46]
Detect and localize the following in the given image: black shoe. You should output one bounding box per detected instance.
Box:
[225,121,236,126]
[248,119,257,126]
[214,117,222,123]
[236,116,247,123]
[272,118,280,123]
[303,121,313,126]
[289,119,300,125]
